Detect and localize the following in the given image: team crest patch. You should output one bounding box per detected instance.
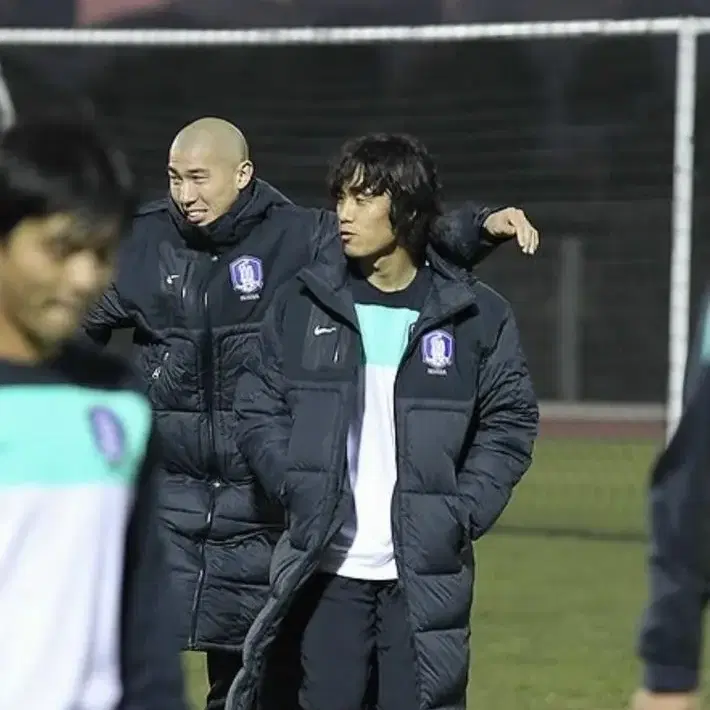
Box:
[421,330,454,374]
[89,406,126,465]
[229,256,263,301]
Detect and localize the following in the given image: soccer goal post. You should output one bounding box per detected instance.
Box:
[0,17,706,442]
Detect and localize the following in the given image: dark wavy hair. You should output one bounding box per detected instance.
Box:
[327,133,442,259]
[0,115,135,242]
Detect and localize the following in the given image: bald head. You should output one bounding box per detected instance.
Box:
[171,117,249,165]
[168,117,254,226]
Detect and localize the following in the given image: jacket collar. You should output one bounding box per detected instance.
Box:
[297,245,478,331]
[167,178,292,254]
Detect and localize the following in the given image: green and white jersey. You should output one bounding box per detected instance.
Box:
[0,348,153,710]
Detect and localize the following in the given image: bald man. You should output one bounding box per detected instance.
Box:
[84,117,540,710]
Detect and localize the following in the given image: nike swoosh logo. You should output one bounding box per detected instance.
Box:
[314,326,336,336]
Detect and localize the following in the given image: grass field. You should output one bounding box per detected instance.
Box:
[181,434,710,709]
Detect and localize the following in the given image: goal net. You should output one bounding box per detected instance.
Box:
[0,18,707,538]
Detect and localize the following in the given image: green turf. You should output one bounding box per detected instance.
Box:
[497,438,659,537]
[181,437,709,709]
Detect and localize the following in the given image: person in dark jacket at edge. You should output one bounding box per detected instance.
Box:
[632,289,710,710]
[229,133,540,710]
[0,116,185,710]
[83,116,540,710]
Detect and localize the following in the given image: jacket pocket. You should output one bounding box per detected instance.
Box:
[135,344,170,395]
[279,480,291,529]
[300,306,353,371]
[149,348,170,386]
[454,496,471,551]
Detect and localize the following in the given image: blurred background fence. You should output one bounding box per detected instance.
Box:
[4,6,710,544]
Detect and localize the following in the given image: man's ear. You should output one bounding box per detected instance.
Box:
[235,160,254,189]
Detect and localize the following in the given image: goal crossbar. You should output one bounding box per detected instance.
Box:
[0,15,702,440]
[0,17,709,46]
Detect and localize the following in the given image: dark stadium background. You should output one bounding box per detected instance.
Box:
[1,0,708,404]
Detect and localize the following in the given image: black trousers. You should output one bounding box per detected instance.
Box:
[205,650,242,710]
[294,573,420,710]
[206,574,419,710]
[206,645,302,710]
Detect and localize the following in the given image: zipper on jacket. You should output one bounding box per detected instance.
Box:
[188,253,223,647]
[391,366,425,706]
[388,309,466,704]
[150,350,170,382]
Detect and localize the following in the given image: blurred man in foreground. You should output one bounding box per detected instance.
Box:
[632,293,710,710]
[0,117,185,709]
[84,116,540,710]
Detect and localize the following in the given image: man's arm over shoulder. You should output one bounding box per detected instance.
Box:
[638,368,710,694]
[120,423,187,710]
[305,203,540,269]
[234,284,294,501]
[303,201,499,267]
[432,203,495,268]
[458,290,539,539]
[432,204,539,269]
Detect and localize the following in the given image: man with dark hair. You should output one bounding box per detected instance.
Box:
[83,117,540,710]
[230,133,539,710]
[0,117,185,710]
[632,293,710,710]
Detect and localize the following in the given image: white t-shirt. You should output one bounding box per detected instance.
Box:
[320,267,431,580]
